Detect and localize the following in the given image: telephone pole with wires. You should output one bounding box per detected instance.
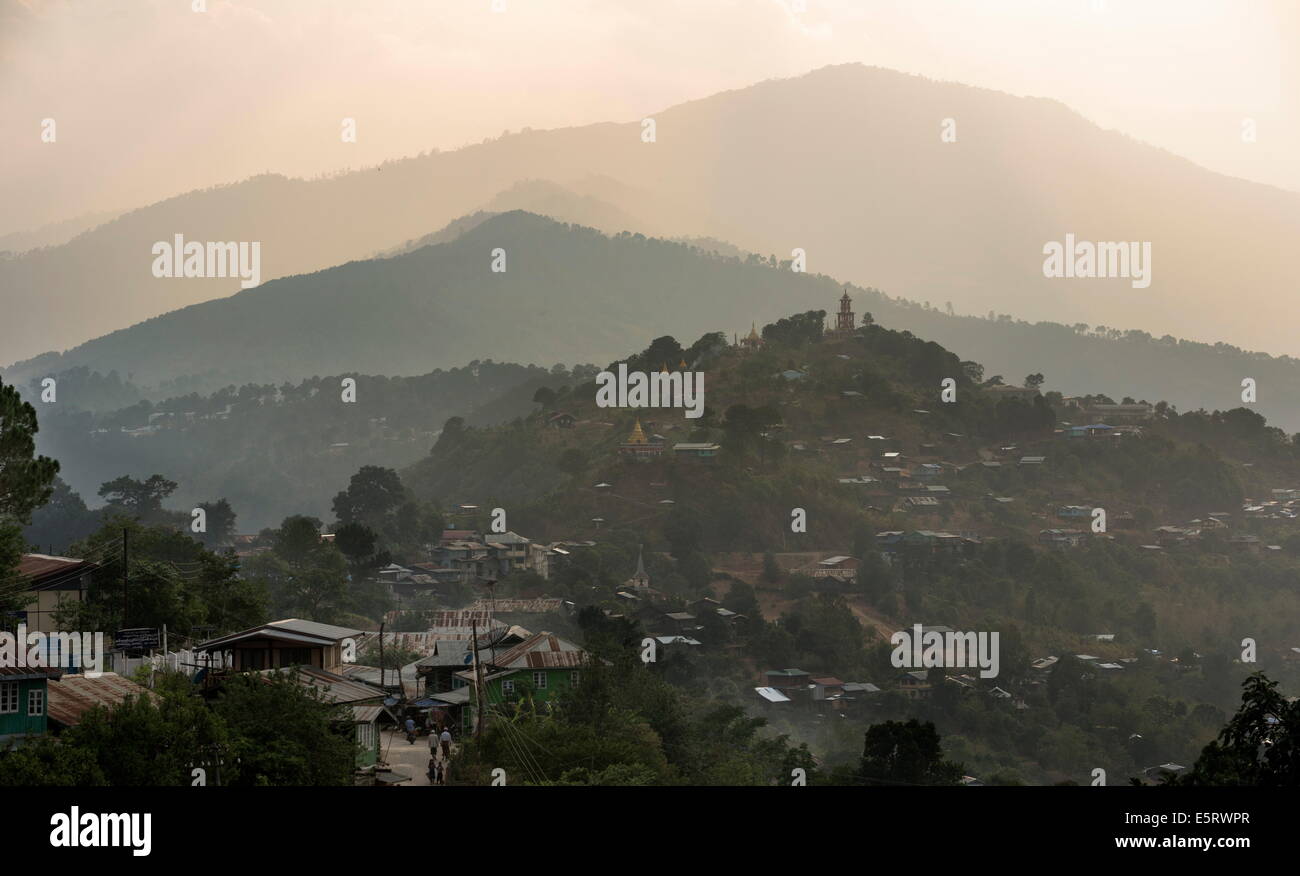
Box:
[121,528,129,628]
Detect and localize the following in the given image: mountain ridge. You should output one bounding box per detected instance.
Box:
[5,63,1297,365]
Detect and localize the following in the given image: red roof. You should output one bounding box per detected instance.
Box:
[491,631,587,669]
[16,554,96,588]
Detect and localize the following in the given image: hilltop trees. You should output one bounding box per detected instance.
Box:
[332,466,407,526]
[1,377,60,613]
[331,465,443,562]
[195,498,237,549]
[97,474,179,524]
[762,310,826,347]
[243,515,351,622]
[0,378,59,522]
[24,477,102,552]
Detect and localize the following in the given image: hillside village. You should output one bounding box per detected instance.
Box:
[6,292,1300,787]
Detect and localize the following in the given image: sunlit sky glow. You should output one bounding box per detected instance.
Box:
[1,0,1295,236]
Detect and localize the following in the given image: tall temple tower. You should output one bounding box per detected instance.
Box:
[834,289,855,333]
[626,545,651,590]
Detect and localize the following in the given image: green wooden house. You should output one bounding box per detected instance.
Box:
[0,667,62,748]
[453,631,589,734]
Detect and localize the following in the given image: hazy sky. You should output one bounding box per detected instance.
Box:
[2,0,1295,237]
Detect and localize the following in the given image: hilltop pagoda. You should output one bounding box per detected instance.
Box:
[618,418,664,461]
[828,289,856,337]
[736,323,763,352]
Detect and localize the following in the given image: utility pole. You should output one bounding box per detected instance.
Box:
[486,578,498,665]
[378,621,385,690]
[471,621,485,741]
[122,528,129,628]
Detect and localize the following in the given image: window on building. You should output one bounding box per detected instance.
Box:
[502,680,515,695]
[0,682,18,714]
[357,721,374,752]
[532,671,547,689]
[27,689,44,717]
[570,672,581,687]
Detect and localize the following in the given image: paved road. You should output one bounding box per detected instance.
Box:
[380,728,454,786]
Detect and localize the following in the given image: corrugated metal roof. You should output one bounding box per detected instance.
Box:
[15,554,96,589]
[16,553,93,579]
[258,666,385,705]
[426,686,471,705]
[196,618,365,651]
[266,618,365,640]
[341,663,421,698]
[46,672,153,726]
[521,651,588,668]
[490,631,585,670]
[466,598,563,613]
[351,705,383,724]
[0,666,63,680]
[196,628,338,650]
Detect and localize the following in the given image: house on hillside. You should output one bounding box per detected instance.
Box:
[453,631,590,733]
[14,554,98,636]
[755,686,792,706]
[0,666,62,747]
[1056,505,1093,519]
[898,670,931,700]
[1064,423,1114,439]
[547,411,576,429]
[763,668,813,701]
[799,555,860,584]
[811,677,845,700]
[914,463,944,481]
[656,611,699,636]
[901,495,940,511]
[1038,529,1086,548]
[672,442,721,461]
[879,530,979,557]
[194,618,363,674]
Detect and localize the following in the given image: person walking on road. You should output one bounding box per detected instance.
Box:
[439,727,452,760]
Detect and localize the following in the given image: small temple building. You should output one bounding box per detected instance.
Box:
[736,323,763,352]
[618,418,665,461]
